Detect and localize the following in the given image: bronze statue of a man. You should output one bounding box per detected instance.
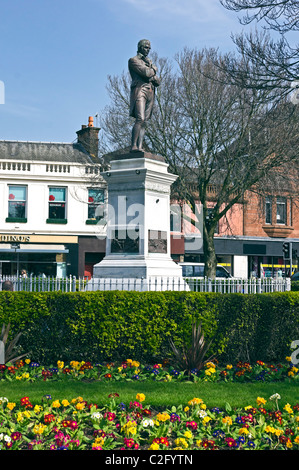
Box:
[128,39,161,152]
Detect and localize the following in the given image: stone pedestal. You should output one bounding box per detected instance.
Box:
[91,150,188,291]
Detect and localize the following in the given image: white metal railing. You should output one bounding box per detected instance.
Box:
[0,275,79,292]
[183,277,291,294]
[0,275,291,293]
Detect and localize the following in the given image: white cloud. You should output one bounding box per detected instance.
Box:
[1,101,41,119]
[120,0,231,24]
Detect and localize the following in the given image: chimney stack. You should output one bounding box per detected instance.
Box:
[76,116,100,159]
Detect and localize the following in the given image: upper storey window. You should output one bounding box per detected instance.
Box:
[8,185,27,221]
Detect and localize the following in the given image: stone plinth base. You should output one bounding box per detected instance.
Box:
[89,150,188,291]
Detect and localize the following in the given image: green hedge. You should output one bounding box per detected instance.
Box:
[291,281,299,291]
[0,291,298,365]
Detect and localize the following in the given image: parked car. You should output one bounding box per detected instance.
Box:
[291,271,299,281]
[178,262,232,279]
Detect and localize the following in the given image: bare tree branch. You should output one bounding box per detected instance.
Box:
[99,47,299,278]
[220,0,299,33]
[220,1,299,99]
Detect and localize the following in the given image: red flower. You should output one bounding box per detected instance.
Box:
[186,420,198,430]
[49,195,55,201]
[106,412,116,421]
[20,396,33,408]
[225,437,237,447]
[153,437,169,446]
[160,437,169,446]
[124,438,135,448]
[44,414,56,424]
[9,193,15,200]
[88,196,94,203]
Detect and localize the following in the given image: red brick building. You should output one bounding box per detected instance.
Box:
[170,188,299,278]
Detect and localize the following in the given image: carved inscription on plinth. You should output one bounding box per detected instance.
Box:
[148,230,167,254]
[111,230,139,254]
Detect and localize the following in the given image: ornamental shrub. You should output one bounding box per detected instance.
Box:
[0,291,298,365]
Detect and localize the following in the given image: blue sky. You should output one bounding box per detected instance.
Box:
[0,0,246,143]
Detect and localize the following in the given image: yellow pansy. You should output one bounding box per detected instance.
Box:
[222,416,232,425]
[33,423,46,435]
[149,442,159,450]
[136,393,145,402]
[174,438,188,449]
[188,398,203,406]
[93,437,105,448]
[256,397,267,406]
[203,416,212,425]
[7,402,16,411]
[76,402,85,410]
[206,362,216,368]
[284,403,293,414]
[156,412,170,422]
[239,427,249,435]
[122,420,137,435]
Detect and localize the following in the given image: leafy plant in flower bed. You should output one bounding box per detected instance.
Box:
[0,357,298,384]
[0,391,299,450]
[168,321,214,377]
[0,323,28,364]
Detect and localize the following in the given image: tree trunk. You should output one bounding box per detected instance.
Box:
[203,226,217,278]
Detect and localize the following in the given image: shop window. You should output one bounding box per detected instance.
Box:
[86,188,105,224]
[265,197,272,224]
[276,197,287,225]
[6,185,27,222]
[47,187,67,224]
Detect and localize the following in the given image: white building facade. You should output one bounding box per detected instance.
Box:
[0,120,107,277]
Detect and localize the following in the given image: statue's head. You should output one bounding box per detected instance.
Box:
[137,39,151,56]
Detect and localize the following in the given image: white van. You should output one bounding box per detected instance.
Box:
[178,262,232,279]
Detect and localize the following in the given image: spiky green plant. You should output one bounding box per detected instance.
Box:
[0,323,28,364]
[169,321,215,375]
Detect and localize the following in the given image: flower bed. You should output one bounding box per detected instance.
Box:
[0,391,299,450]
[0,358,298,383]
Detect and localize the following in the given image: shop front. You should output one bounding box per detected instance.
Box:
[184,236,299,278]
[0,234,78,277]
[249,255,298,278]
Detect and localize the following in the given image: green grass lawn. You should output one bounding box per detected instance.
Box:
[1,379,298,409]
